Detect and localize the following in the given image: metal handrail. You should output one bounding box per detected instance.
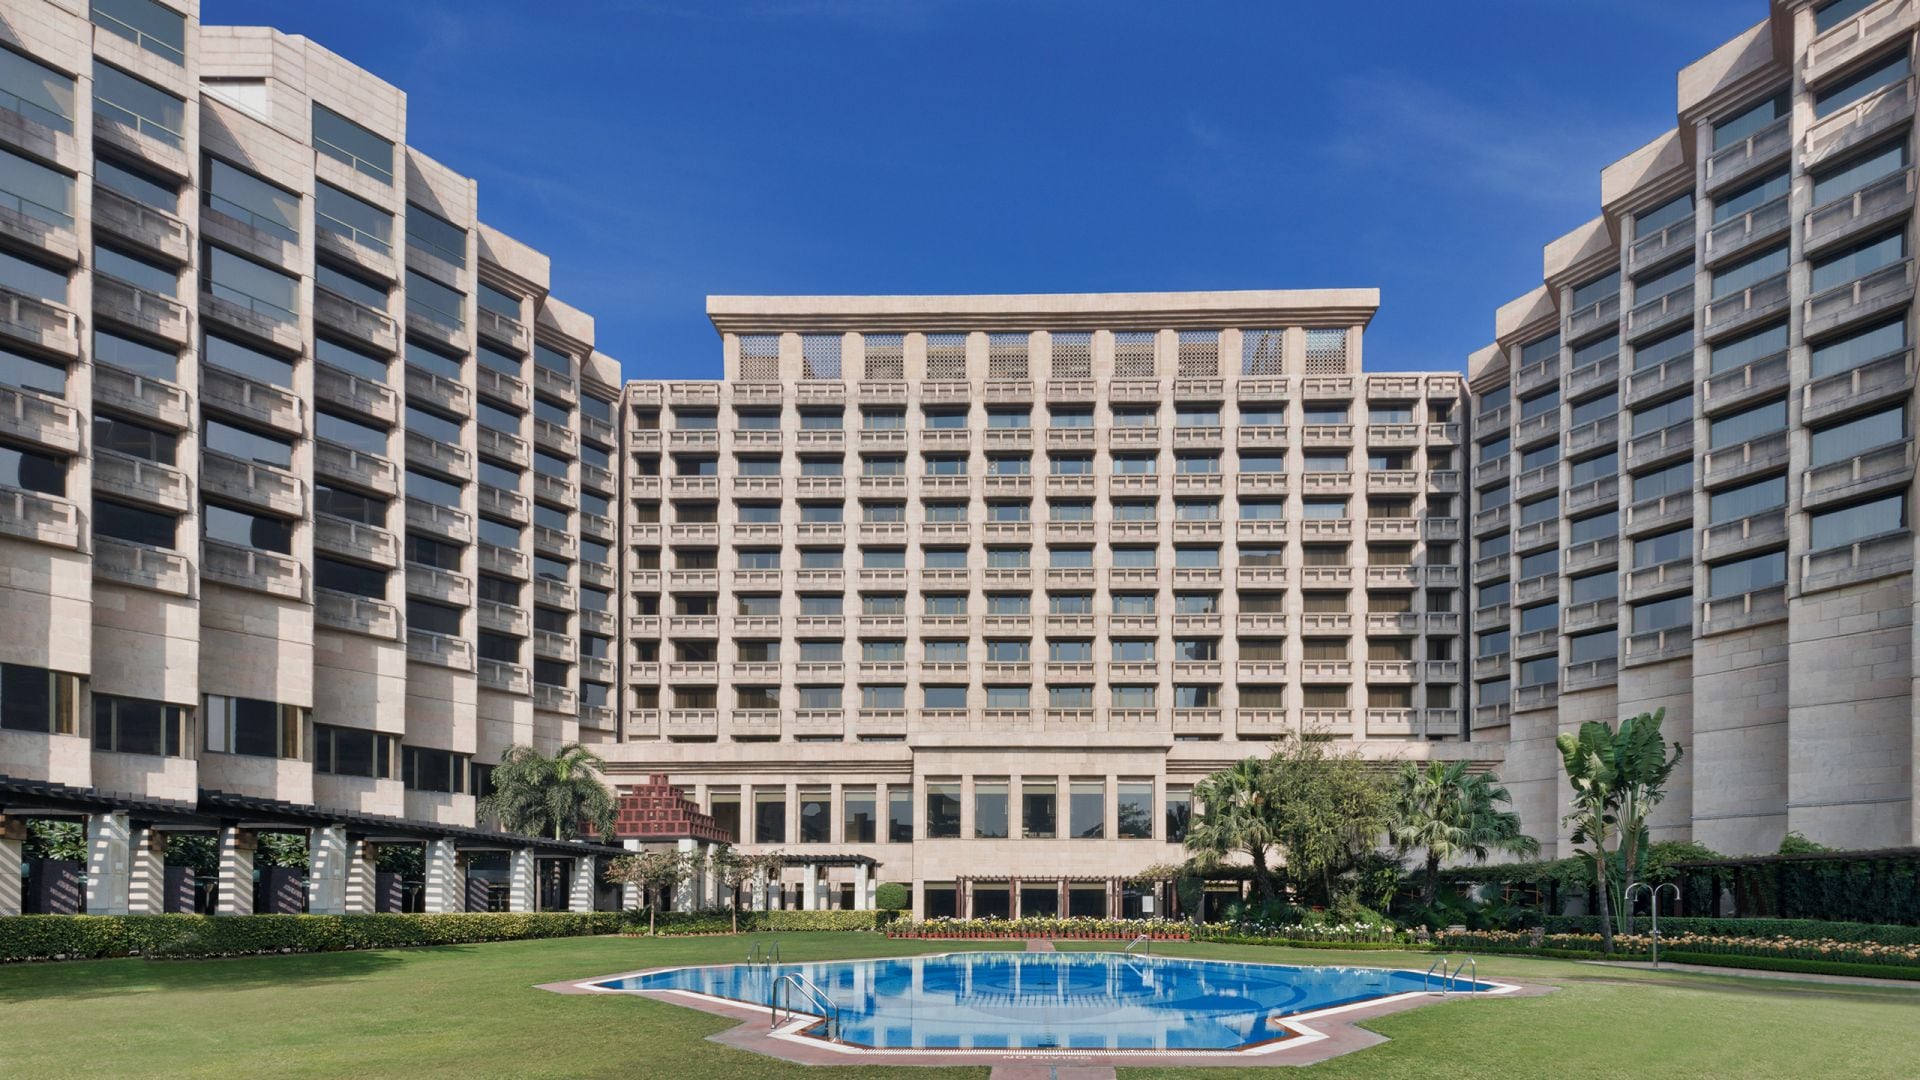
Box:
[1451,956,1477,994]
[1424,954,1478,995]
[771,972,839,1041]
[1123,933,1152,955]
[1424,955,1451,995]
[746,940,780,966]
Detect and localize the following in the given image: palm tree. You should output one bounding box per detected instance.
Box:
[1557,725,1621,955]
[477,743,616,841]
[1184,757,1281,905]
[1388,760,1539,906]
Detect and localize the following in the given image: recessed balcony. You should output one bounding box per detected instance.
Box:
[201,538,304,599]
[405,364,471,417]
[406,498,473,545]
[1629,213,1695,274]
[406,563,472,607]
[1704,114,1790,195]
[1624,558,1692,603]
[409,630,475,672]
[1565,475,1619,515]
[1623,492,1691,538]
[1566,354,1619,401]
[1802,529,1913,593]
[1565,294,1619,345]
[315,439,400,497]
[93,274,188,347]
[1701,509,1787,562]
[93,536,192,595]
[1513,409,1559,449]
[313,287,398,354]
[1564,536,1619,577]
[1563,597,1618,635]
[1625,420,1692,471]
[476,306,529,354]
[316,588,402,639]
[1624,354,1693,408]
[0,384,78,453]
[1804,74,1915,170]
[314,513,399,568]
[1802,440,1915,510]
[201,450,304,516]
[1702,350,1789,417]
[314,363,397,426]
[202,365,304,438]
[1702,430,1789,488]
[200,202,298,271]
[1802,348,1915,425]
[1702,272,1791,342]
[1624,625,1691,667]
[1302,423,1354,447]
[1705,194,1790,268]
[1627,285,1693,344]
[1700,583,1789,637]
[1805,168,1915,257]
[0,195,78,266]
[477,366,530,410]
[1804,259,1916,340]
[0,285,79,359]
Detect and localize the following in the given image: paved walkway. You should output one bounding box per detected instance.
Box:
[1578,960,1920,989]
[1025,938,1056,952]
[989,1067,1115,1080]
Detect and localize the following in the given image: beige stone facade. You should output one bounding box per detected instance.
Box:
[606,292,1483,912]
[1469,0,1920,861]
[0,0,619,911]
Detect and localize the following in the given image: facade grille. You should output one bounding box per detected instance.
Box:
[1305,328,1350,374]
[926,333,968,381]
[1050,332,1093,379]
[1242,328,1285,375]
[863,333,904,380]
[800,334,842,380]
[1114,331,1156,379]
[1177,329,1220,378]
[740,334,780,381]
[988,332,1030,380]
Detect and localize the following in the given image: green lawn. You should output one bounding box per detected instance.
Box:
[1,933,1916,1078]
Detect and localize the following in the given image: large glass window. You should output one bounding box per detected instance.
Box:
[1714,170,1789,224]
[974,781,1009,839]
[1634,328,1693,372]
[0,663,81,735]
[1714,92,1787,150]
[204,504,292,554]
[1117,781,1153,840]
[1633,393,1694,436]
[93,693,190,756]
[798,789,830,844]
[0,248,66,303]
[93,64,183,146]
[1811,493,1907,549]
[1711,244,1788,299]
[1633,528,1691,569]
[926,781,961,838]
[315,181,392,254]
[204,695,306,760]
[1812,230,1906,293]
[1165,787,1191,843]
[1070,780,1105,839]
[95,498,173,548]
[1811,318,1905,380]
[96,158,173,211]
[0,147,73,230]
[1710,321,1788,375]
[407,270,465,329]
[407,207,468,271]
[843,788,877,844]
[205,247,297,323]
[1708,398,1786,450]
[1814,50,1909,119]
[1631,595,1692,634]
[93,0,186,64]
[314,723,398,779]
[1710,476,1787,525]
[205,158,298,244]
[1813,141,1908,208]
[1634,260,1692,303]
[0,47,75,133]
[1811,406,1905,467]
[1022,779,1056,838]
[313,103,393,185]
[402,746,469,793]
[1709,550,1787,598]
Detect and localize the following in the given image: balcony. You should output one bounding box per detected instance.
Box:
[1705,194,1791,267]
[0,383,77,454]
[407,562,472,607]
[476,367,530,410]
[1700,582,1789,637]
[1565,475,1619,516]
[1472,503,1510,537]
[1702,272,1790,342]
[1512,462,1558,502]
[202,450,303,516]
[93,274,189,347]
[1806,0,1918,81]
[1560,657,1617,693]
[475,306,529,353]
[1304,518,1355,541]
[202,365,304,437]
[201,538,304,599]
[1302,423,1354,447]
[1625,420,1692,470]
[1472,650,1511,681]
[478,543,528,580]
[1107,425,1159,450]
[1701,350,1789,416]
[1365,612,1419,636]
[1472,602,1510,634]
[1704,115,1790,195]
[314,513,399,568]
[1702,430,1789,487]
[200,203,297,271]
[313,287,398,354]
[1367,423,1420,449]
[1702,509,1788,562]
[408,630,475,671]
[1627,285,1694,344]
[1513,518,1559,552]
[1513,572,1557,607]
[0,285,79,360]
[1625,559,1692,605]
[1808,168,1916,258]
[406,498,473,545]
[313,440,398,498]
[1803,528,1913,592]
[94,186,189,264]
[1566,353,1619,401]
[1624,354,1693,408]
[1564,536,1619,576]
[1513,409,1559,449]
[479,484,530,525]
[316,589,403,640]
[1472,552,1508,584]
[1563,596,1619,635]
[406,364,472,418]
[92,536,193,596]
[533,419,577,458]
[1805,74,1915,169]
[314,222,396,282]
[1236,424,1289,450]
[1806,259,1916,340]
[477,428,533,472]
[1804,348,1915,425]
[667,475,719,498]
[1629,213,1695,274]
[1623,492,1690,538]
[1624,625,1691,667]
[1513,682,1558,714]
[1365,708,1423,737]
[1565,294,1619,344]
[315,363,397,426]
[1471,455,1511,489]
[1803,440,1915,510]
[1301,709,1356,735]
[533,472,576,509]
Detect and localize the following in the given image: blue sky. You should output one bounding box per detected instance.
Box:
[203,0,1760,380]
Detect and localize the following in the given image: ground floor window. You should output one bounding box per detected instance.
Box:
[924,882,957,918]
[1020,884,1059,916]
[1068,885,1108,917]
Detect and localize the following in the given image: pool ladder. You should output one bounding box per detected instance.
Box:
[771,972,840,1041]
[1423,955,1477,996]
[748,940,781,965]
[1123,933,1152,955]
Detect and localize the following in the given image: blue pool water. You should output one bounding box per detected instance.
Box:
[595,951,1493,1051]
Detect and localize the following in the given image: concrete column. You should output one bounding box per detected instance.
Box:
[308,826,349,915]
[422,838,462,913]
[854,861,871,911]
[128,826,165,915]
[802,863,819,910]
[569,856,596,912]
[0,818,25,916]
[86,812,132,916]
[620,839,643,910]
[216,827,255,916]
[672,838,697,911]
[750,866,768,911]
[345,840,378,914]
[508,848,536,912]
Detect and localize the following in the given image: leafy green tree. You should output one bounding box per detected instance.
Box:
[1609,708,1684,925]
[24,820,84,862]
[1265,736,1392,909]
[710,845,786,933]
[476,743,616,841]
[1388,760,1539,905]
[255,832,310,869]
[606,850,693,933]
[874,881,911,911]
[1184,758,1281,905]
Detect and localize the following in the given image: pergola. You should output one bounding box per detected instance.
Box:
[0,773,626,916]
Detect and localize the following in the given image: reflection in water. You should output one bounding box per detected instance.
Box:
[602,952,1481,1050]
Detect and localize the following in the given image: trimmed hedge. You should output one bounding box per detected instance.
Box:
[0,912,623,963]
[633,909,897,935]
[1543,915,1920,946]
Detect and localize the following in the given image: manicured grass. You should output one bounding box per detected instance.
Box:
[1054,940,1920,1079]
[2,933,1917,1078]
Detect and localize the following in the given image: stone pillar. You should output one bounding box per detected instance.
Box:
[508,848,536,912]
[422,838,462,913]
[750,866,768,911]
[706,844,723,907]
[569,856,596,912]
[128,825,165,915]
[802,863,819,910]
[672,838,697,911]
[854,861,872,911]
[308,826,349,915]
[0,817,25,916]
[85,812,132,915]
[216,827,255,916]
[620,839,643,910]
[345,840,378,914]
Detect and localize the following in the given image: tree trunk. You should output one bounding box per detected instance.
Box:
[1249,848,1276,907]
[1422,852,1442,906]
[1594,855,1615,956]
[649,889,657,935]
[731,895,739,934]
[1321,864,1334,910]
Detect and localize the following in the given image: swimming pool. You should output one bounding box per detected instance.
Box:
[589,951,1503,1052]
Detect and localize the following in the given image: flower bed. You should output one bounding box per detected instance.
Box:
[885,917,1189,940]
[1436,929,1920,967]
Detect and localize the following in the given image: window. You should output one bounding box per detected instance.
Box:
[1569,570,1617,605]
[1812,318,1905,380]
[799,789,831,843]
[1715,92,1787,150]
[1117,781,1153,840]
[0,147,73,233]
[1813,141,1908,208]
[1112,685,1156,708]
[974,781,1009,838]
[1050,685,1093,707]
[96,499,174,549]
[1517,657,1557,687]
[314,723,398,779]
[0,663,81,735]
[1070,780,1105,839]
[1519,495,1558,526]
[1634,260,1692,304]
[1023,779,1057,838]
[1633,393,1694,436]
[1812,230,1905,294]
[1568,630,1616,666]
[1711,476,1787,525]
[204,695,306,760]
[205,247,297,322]
[1714,170,1789,229]
[1811,493,1907,549]
[407,271,465,330]
[313,103,393,184]
[1711,244,1788,300]
[1817,0,1881,32]
[0,249,66,304]
[1569,452,1618,487]
[1519,603,1559,634]
[1813,50,1909,119]
[926,781,962,838]
[1635,328,1693,373]
[1632,595,1692,634]
[93,693,191,757]
[205,504,293,555]
[0,444,63,496]
[1811,406,1905,467]
[1633,528,1691,569]
[1634,460,1691,503]
[209,334,296,389]
[753,789,787,843]
[1709,398,1787,450]
[205,158,298,244]
[1165,787,1192,843]
[94,64,183,146]
[924,685,967,709]
[843,788,877,844]
[1709,550,1787,598]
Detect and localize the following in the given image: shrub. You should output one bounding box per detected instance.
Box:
[1541,915,1920,946]
[621,909,896,935]
[875,882,911,911]
[0,912,624,963]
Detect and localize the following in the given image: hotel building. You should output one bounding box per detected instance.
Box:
[0,0,624,915]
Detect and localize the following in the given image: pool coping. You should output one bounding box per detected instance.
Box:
[536,950,1547,1069]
